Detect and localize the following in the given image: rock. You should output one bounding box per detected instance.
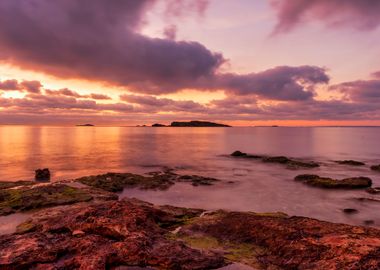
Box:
[231,151,247,157]
[1,198,380,269]
[174,210,380,269]
[295,174,372,189]
[152,123,166,127]
[366,187,380,194]
[355,197,380,203]
[263,156,320,168]
[177,175,219,186]
[371,165,380,172]
[335,160,365,166]
[230,151,262,159]
[35,168,50,181]
[0,184,93,216]
[364,220,375,225]
[0,199,226,270]
[76,171,220,192]
[0,181,35,190]
[72,230,85,236]
[343,208,359,214]
[230,152,318,168]
[170,121,231,127]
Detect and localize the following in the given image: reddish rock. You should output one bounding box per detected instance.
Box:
[0,199,225,270]
[1,199,380,269]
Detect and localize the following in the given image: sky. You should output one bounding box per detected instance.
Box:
[1,0,380,126]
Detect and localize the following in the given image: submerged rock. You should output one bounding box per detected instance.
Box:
[295,174,372,189]
[335,160,365,166]
[35,168,50,181]
[366,187,380,194]
[263,156,319,168]
[0,184,93,216]
[76,171,220,192]
[230,151,318,168]
[1,199,380,269]
[343,208,359,214]
[371,165,380,172]
[230,151,262,159]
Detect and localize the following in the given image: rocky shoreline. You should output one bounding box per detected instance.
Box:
[0,169,380,269]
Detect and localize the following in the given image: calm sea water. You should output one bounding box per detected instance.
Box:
[1,126,380,230]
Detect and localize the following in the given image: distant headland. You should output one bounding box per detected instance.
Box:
[152,121,231,127]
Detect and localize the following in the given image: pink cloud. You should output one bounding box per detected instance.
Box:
[271,0,380,33]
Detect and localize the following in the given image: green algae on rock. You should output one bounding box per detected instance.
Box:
[295,174,372,189]
[0,184,93,216]
[0,181,35,190]
[76,171,220,192]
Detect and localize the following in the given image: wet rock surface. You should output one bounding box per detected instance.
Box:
[0,180,35,190]
[230,151,319,168]
[0,184,94,216]
[1,199,380,269]
[295,174,372,189]
[371,165,380,172]
[76,171,220,192]
[335,160,365,166]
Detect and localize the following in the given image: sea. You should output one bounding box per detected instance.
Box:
[0,126,379,233]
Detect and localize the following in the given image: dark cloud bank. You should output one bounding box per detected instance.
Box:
[0,0,380,124]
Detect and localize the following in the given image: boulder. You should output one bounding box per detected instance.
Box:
[35,168,50,181]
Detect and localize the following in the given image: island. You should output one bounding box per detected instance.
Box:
[76,124,94,127]
[170,121,231,127]
[152,123,166,127]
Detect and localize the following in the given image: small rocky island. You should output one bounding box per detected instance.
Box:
[152,121,231,127]
[76,124,94,127]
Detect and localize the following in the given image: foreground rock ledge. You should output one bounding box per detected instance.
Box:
[1,199,379,270]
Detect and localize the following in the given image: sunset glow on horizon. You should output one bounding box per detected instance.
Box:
[1,0,380,126]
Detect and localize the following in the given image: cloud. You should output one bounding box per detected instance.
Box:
[0,79,19,91]
[120,94,206,112]
[210,66,329,101]
[90,93,112,100]
[271,0,380,33]
[371,71,380,79]
[45,88,84,98]
[332,79,380,103]
[163,25,177,40]
[0,0,223,94]
[45,89,112,100]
